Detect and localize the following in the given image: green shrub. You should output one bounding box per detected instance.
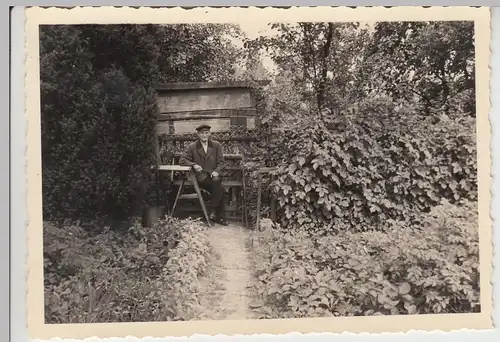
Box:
[250,199,480,318]
[44,216,212,323]
[266,101,477,233]
[161,219,213,320]
[40,44,159,222]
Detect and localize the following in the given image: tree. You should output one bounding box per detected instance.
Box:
[248,21,475,119]
[153,23,246,83]
[77,23,245,86]
[246,21,477,232]
[250,23,374,114]
[40,25,105,220]
[367,21,475,116]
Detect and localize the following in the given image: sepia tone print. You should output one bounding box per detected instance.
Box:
[24,6,492,340]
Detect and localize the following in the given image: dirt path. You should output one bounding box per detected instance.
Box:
[197,223,257,321]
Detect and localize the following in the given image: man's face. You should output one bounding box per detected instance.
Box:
[198,129,211,142]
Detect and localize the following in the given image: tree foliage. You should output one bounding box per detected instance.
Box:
[265,103,475,233]
[367,21,475,116]
[249,21,475,116]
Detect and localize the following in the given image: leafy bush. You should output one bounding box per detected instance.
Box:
[161,219,213,320]
[266,99,477,233]
[44,216,212,323]
[250,199,480,318]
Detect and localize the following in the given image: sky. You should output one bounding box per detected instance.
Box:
[237,22,278,40]
[229,22,280,75]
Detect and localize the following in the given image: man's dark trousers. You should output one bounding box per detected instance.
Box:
[197,172,226,220]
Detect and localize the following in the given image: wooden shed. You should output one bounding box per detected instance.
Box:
[154,80,270,138]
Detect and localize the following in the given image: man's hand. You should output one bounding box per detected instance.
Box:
[193,164,203,172]
[211,171,219,178]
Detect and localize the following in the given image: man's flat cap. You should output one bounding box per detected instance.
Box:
[196,124,211,131]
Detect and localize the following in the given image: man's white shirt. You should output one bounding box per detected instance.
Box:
[201,141,208,153]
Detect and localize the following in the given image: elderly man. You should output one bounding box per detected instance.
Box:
[179,124,228,225]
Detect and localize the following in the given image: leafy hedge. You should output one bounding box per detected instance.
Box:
[250,199,480,318]
[41,65,158,222]
[266,99,477,233]
[44,216,212,323]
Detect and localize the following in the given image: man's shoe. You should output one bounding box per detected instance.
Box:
[211,216,228,226]
[217,219,227,226]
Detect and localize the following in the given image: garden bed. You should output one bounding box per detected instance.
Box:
[43,216,212,323]
[249,200,480,319]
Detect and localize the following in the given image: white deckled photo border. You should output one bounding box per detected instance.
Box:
[22,5,494,341]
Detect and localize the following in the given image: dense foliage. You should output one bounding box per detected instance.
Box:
[266,104,477,233]
[44,216,211,323]
[250,200,480,318]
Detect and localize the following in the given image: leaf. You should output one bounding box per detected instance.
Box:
[398,282,411,295]
[377,294,389,305]
[328,280,341,293]
[317,287,327,296]
[249,300,264,309]
[289,295,299,308]
[404,302,417,314]
[268,285,280,295]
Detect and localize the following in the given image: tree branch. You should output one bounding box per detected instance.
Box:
[316,23,334,111]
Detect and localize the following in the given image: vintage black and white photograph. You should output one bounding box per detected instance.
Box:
[25,6,492,339]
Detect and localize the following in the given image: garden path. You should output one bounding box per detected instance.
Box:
[197,222,258,320]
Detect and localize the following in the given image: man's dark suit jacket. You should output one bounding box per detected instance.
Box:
[179,139,225,182]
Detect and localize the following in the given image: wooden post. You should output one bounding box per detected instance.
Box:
[270,174,277,223]
[241,165,248,228]
[255,166,278,230]
[142,206,165,228]
[154,137,170,213]
[256,173,263,231]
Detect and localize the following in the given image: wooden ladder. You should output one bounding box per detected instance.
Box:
[170,170,212,227]
[163,165,212,227]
